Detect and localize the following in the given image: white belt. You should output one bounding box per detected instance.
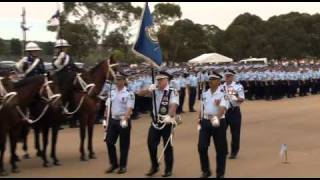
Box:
[112,115,125,120]
[203,114,215,119]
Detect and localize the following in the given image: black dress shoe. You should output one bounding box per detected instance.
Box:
[145,167,159,176]
[162,171,172,177]
[229,154,237,159]
[105,165,119,174]
[217,174,225,178]
[117,167,127,174]
[200,171,212,178]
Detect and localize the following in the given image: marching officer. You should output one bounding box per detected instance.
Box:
[187,71,198,112]
[178,72,187,114]
[221,69,245,159]
[103,72,135,174]
[198,71,229,178]
[15,42,46,78]
[138,71,179,177]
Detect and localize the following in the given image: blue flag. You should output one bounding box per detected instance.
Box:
[132,2,163,68]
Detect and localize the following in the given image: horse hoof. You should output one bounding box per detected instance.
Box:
[80,157,87,162]
[13,155,21,162]
[36,152,42,157]
[43,162,50,168]
[53,161,61,166]
[0,170,9,176]
[23,154,30,159]
[89,154,97,159]
[12,168,20,174]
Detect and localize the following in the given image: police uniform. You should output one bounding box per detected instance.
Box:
[221,69,245,159]
[187,73,198,112]
[146,71,179,177]
[198,72,229,178]
[16,55,45,78]
[15,42,46,78]
[104,74,135,174]
[178,73,187,114]
[52,51,77,72]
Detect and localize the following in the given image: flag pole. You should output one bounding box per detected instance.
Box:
[21,7,27,56]
[56,3,61,40]
[151,67,158,123]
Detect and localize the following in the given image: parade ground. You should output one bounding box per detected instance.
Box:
[4,95,320,178]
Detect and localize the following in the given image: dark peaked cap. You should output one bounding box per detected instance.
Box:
[209,71,222,80]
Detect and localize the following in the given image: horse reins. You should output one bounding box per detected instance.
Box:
[63,59,118,116]
[16,75,62,124]
[0,76,18,110]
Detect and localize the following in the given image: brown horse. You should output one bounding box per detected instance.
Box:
[60,59,116,161]
[0,75,19,176]
[25,73,63,168]
[9,75,60,175]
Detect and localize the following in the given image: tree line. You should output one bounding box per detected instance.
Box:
[1,3,320,64]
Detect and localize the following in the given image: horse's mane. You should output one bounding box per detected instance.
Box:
[89,60,106,75]
[14,75,44,88]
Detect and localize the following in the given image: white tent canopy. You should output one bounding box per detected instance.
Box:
[188,53,233,64]
[239,57,267,64]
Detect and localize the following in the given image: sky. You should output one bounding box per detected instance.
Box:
[1,2,320,42]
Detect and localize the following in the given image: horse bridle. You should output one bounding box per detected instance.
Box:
[39,75,62,105]
[0,76,18,110]
[107,59,118,80]
[15,74,62,124]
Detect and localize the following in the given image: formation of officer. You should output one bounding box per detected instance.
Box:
[237,65,320,100]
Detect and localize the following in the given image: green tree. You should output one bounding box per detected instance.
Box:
[153,3,182,26]
[10,38,22,56]
[0,38,7,55]
[59,21,99,62]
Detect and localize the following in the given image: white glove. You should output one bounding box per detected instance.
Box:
[176,115,182,125]
[211,116,220,127]
[148,84,157,92]
[197,124,201,131]
[103,120,107,129]
[230,95,238,101]
[163,115,173,123]
[120,118,128,128]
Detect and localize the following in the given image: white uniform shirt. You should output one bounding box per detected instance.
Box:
[221,81,245,107]
[152,85,179,115]
[201,88,229,119]
[106,87,135,118]
[170,78,181,91]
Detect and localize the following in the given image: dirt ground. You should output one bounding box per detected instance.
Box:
[4,95,320,178]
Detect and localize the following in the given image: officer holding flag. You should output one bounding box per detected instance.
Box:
[132,3,179,177]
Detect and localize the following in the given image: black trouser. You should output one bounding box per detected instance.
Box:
[189,87,197,111]
[311,80,317,94]
[247,81,255,100]
[106,118,131,168]
[264,82,271,100]
[198,83,203,100]
[148,124,174,173]
[132,94,140,118]
[225,107,242,156]
[96,100,106,123]
[178,87,186,114]
[198,118,227,177]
